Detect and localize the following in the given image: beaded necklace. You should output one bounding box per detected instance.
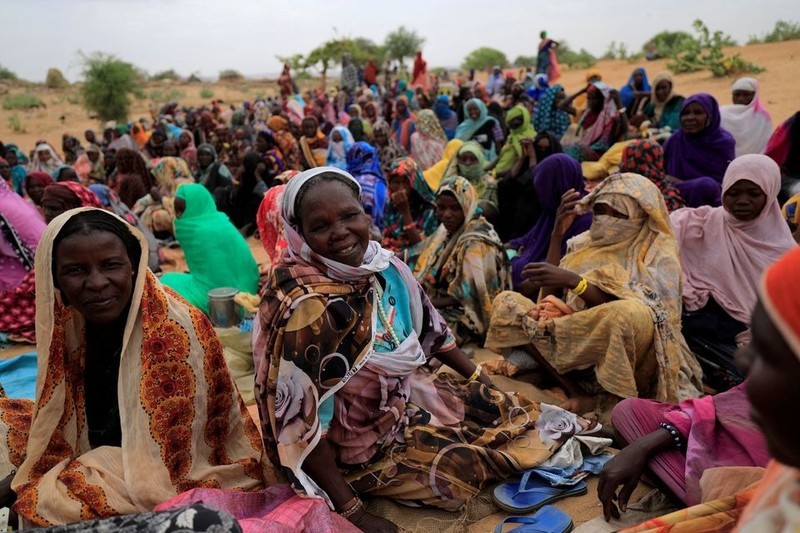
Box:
[374,282,401,348]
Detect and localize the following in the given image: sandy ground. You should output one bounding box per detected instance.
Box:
[2,41,799,153]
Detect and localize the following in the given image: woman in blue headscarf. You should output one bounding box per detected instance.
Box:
[619,67,651,111]
[346,142,388,229]
[454,98,503,161]
[533,85,572,140]
[525,74,550,101]
[325,125,355,170]
[434,95,459,140]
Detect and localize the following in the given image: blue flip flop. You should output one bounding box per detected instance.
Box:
[493,505,573,533]
[493,471,587,514]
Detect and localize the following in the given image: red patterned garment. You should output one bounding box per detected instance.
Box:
[1,208,267,527]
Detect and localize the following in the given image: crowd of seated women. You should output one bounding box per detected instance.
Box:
[1,56,800,532]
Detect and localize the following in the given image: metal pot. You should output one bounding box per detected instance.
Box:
[207,287,242,328]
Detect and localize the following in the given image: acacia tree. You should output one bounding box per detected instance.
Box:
[462,47,508,71]
[384,26,425,70]
[80,52,138,123]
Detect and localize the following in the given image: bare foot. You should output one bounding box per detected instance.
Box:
[482,359,523,377]
[560,395,597,415]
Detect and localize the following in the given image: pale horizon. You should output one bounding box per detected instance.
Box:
[2,0,797,83]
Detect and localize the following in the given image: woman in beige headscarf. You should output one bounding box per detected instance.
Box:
[0,208,264,527]
[487,173,702,413]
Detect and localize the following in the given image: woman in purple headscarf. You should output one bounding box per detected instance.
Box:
[507,154,592,294]
[663,94,735,207]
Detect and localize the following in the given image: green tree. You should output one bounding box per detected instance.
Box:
[80,52,138,123]
[462,47,508,71]
[555,41,597,69]
[513,55,537,68]
[45,68,69,88]
[384,26,425,69]
[151,69,181,81]
[644,31,699,58]
[0,64,18,82]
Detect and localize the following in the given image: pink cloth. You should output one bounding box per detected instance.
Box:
[155,485,360,533]
[670,154,796,324]
[0,181,45,292]
[613,383,769,506]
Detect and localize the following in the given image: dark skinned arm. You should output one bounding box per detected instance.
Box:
[431,295,461,309]
[598,429,674,521]
[435,346,493,388]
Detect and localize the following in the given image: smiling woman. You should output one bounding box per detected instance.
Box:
[0,208,264,528]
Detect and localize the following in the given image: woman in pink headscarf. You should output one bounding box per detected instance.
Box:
[671,154,796,390]
[720,77,773,157]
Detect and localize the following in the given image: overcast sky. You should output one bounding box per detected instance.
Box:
[2,0,796,82]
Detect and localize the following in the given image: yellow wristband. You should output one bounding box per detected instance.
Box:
[469,364,483,381]
[573,277,589,296]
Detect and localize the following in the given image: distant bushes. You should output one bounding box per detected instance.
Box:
[219,69,244,82]
[555,42,597,69]
[200,87,214,98]
[45,68,69,88]
[0,64,18,82]
[2,93,45,110]
[80,52,138,123]
[668,20,762,77]
[151,69,181,82]
[749,20,800,44]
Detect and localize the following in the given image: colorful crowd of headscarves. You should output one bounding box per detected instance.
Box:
[525,73,550,101]
[346,141,387,229]
[444,141,491,198]
[267,115,302,170]
[619,139,684,212]
[455,98,499,161]
[28,143,64,175]
[720,77,774,156]
[533,85,571,140]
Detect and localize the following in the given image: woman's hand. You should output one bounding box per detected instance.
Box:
[597,443,648,521]
[553,189,581,238]
[522,263,581,290]
[349,507,399,532]
[390,190,411,216]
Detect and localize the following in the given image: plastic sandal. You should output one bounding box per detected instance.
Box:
[492,471,587,514]
[493,505,574,533]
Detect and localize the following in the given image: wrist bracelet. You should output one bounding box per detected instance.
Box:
[338,496,363,519]
[402,222,416,232]
[659,422,684,450]
[573,277,589,296]
[469,364,483,381]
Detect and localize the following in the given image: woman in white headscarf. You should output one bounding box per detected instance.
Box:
[720,77,773,157]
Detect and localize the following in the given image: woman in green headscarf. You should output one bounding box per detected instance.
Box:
[492,105,536,178]
[160,183,259,314]
[444,141,498,215]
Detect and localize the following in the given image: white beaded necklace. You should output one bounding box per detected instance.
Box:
[374,283,401,348]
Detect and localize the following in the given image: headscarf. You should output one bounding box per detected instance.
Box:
[720,77,774,157]
[650,71,675,124]
[346,142,387,229]
[526,73,550,101]
[620,139,685,212]
[28,143,64,174]
[73,145,105,184]
[13,208,263,526]
[267,115,301,170]
[445,141,491,197]
[24,171,54,201]
[766,111,800,179]
[495,105,537,174]
[256,185,287,264]
[578,84,617,148]
[160,184,258,313]
[325,125,355,170]
[434,95,459,139]
[532,84,571,140]
[42,181,103,211]
[585,68,603,83]
[510,155,592,286]
[392,96,416,148]
[619,67,651,109]
[663,93,736,182]
[455,98,495,141]
[382,157,438,251]
[410,109,447,170]
[761,246,800,359]
[4,143,28,166]
[0,179,45,292]
[670,154,796,324]
[565,173,702,401]
[533,131,564,162]
[281,167,393,282]
[374,120,406,176]
[152,156,193,195]
[423,139,463,192]
[179,129,198,171]
[410,177,507,335]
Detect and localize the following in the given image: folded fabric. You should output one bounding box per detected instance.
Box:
[0,352,37,399]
